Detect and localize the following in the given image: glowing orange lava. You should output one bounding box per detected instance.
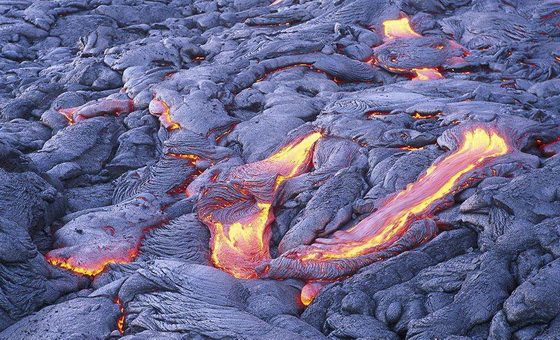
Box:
[374,16,469,81]
[412,112,441,119]
[114,298,126,335]
[149,98,181,131]
[47,223,160,276]
[294,127,508,263]
[58,107,78,124]
[398,145,424,151]
[57,99,134,124]
[200,131,322,279]
[300,282,329,306]
[46,254,135,276]
[382,17,421,41]
[412,68,444,81]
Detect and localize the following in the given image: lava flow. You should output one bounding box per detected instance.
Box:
[58,98,134,125]
[371,16,467,80]
[382,17,421,41]
[263,125,513,298]
[46,256,120,276]
[149,98,181,131]
[46,195,166,277]
[196,130,322,279]
[412,68,444,81]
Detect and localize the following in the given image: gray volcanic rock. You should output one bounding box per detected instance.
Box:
[0,217,86,332]
[1,0,560,338]
[0,296,119,340]
[0,168,63,235]
[278,168,366,253]
[117,261,320,340]
[30,116,124,178]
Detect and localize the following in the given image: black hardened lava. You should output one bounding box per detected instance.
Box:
[1,0,560,339]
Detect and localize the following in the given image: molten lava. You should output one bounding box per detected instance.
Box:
[412,112,441,119]
[149,98,181,131]
[58,99,134,125]
[262,125,514,299]
[198,131,322,279]
[372,16,468,81]
[300,281,329,306]
[412,68,444,81]
[297,127,508,262]
[540,139,560,157]
[46,196,165,277]
[46,224,158,276]
[46,252,136,276]
[382,17,421,40]
[114,298,126,335]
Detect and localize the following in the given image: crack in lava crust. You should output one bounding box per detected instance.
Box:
[196,130,322,279]
[261,125,515,287]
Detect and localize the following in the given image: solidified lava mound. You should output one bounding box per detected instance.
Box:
[1,0,560,339]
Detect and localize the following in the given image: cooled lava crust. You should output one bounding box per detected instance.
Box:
[1,0,560,339]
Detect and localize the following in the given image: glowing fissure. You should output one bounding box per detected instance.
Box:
[58,99,134,125]
[200,131,322,279]
[295,127,508,262]
[114,298,126,335]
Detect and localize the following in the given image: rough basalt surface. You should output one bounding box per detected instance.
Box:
[1,0,560,339]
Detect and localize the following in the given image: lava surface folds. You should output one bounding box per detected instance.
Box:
[196,129,322,279]
[263,124,519,282]
[372,16,468,80]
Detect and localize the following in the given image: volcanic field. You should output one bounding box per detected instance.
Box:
[1,0,560,339]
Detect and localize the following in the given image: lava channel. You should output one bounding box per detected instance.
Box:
[262,125,515,290]
[196,130,322,279]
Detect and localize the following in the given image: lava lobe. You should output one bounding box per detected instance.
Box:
[372,17,468,80]
[196,129,322,279]
[261,124,519,288]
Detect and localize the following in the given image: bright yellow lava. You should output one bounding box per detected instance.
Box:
[300,127,509,261]
[207,132,322,279]
[383,17,422,40]
[412,68,444,81]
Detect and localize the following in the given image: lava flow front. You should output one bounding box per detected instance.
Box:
[371,16,467,80]
[263,125,512,289]
[58,98,134,125]
[197,130,322,279]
